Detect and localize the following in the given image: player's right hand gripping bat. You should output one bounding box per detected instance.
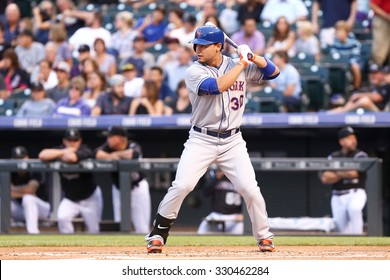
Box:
[204,21,254,61]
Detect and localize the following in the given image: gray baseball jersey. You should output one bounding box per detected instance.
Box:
[185,55,264,131]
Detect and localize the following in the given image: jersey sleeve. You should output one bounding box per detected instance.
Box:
[241,60,264,83]
[76,145,93,161]
[185,64,212,96]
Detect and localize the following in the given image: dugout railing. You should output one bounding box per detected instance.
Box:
[0,158,383,236]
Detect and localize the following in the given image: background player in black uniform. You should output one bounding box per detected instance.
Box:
[10,146,51,234]
[320,126,368,234]
[95,126,151,234]
[197,169,243,235]
[39,128,102,233]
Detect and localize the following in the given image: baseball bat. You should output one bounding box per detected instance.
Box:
[204,21,253,60]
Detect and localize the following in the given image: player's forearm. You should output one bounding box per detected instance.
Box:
[321,171,340,184]
[336,170,359,179]
[95,150,120,160]
[311,2,319,24]
[39,149,65,161]
[216,64,245,92]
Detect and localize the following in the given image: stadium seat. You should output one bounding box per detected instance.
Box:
[8,88,31,109]
[136,2,158,17]
[245,97,260,113]
[0,99,16,116]
[256,21,274,43]
[353,20,372,41]
[290,52,316,68]
[320,52,351,97]
[251,86,282,113]
[299,65,330,111]
[147,43,169,60]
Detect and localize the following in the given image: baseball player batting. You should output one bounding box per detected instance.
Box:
[145,25,280,253]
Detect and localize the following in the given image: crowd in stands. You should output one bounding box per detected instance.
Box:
[0,0,389,115]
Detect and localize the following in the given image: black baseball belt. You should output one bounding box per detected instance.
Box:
[193,126,240,139]
[332,188,361,196]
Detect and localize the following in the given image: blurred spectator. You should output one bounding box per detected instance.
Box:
[230,17,266,56]
[197,169,243,235]
[54,76,90,117]
[147,66,173,103]
[260,0,309,24]
[120,35,155,78]
[94,126,151,233]
[0,22,12,60]
[70,44,90,78]
[203,14,223,30]
[4,3,21,45]
[111,11,138,60]
[43,42,59,66]
[32,0,56,45]
[294,20,321,62]
[135,6,167,48]
[10,146,50,234]
[0,48,29,95]
[39,128,102,234]
[93,38,116,79]
[0,72,5,99]
[16,82,56,117]
[356,0,371,22]
[169,12,197,50]
[91,74,132,115]
[83,71,106,108]
[68,11,112,58]
[219,0,239,35]
[312,0,357,47]
[31,59,58,91]
[329,20,362,90]
[196,0,218,27]
[15,29,45,74]
[165,80,192,115]
[157,37,181,67]
[79,57,99,82]
[164,46,193,93]
[165,8,184,37]
[129,80,164,115]
[55,0,87,37]
[270,50,302,112]
[47,61,71,102]
[30,42,58,86]
[48,23,72,67]
[122,63,144,98]
[329,64,390,113]
[237,0,265,24]
[265,16,296,57]
[370,0,390,67]
[18,17,33,34]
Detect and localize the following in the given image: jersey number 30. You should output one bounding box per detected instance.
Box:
[231,95,244,110]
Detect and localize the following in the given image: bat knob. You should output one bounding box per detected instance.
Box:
[247,53,254,61]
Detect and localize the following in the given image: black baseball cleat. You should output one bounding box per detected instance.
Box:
[258,239,275,252]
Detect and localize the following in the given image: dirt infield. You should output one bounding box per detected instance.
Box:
[1,246,390,260]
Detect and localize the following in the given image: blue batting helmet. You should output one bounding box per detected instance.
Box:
[189,25,224,51]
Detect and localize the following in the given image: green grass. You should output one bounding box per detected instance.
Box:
[0,235,390,247]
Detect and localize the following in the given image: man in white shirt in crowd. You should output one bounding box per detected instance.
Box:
[261,0,309,24]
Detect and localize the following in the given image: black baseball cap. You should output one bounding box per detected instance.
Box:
[338,126,356,139]
[78,44,90,53]
[105,126,128,137]
[11,146,28,159]
[31,81,45,91]
[64,128,81,140]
